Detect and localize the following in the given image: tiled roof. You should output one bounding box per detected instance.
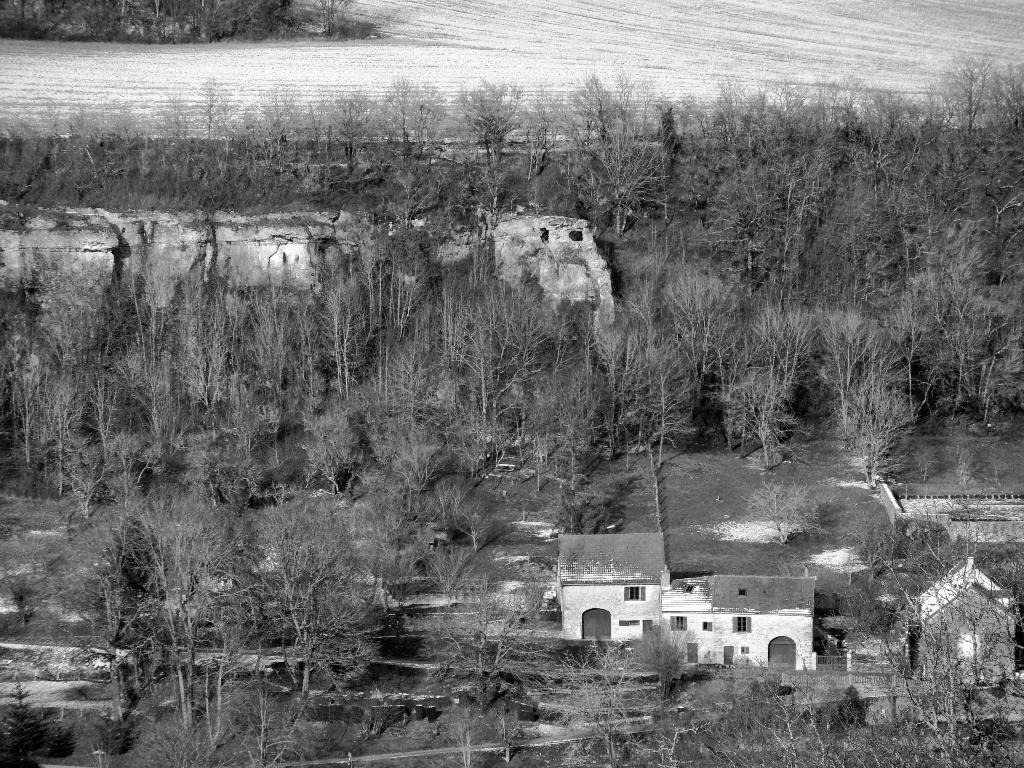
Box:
[711,575,815,612]
[665,575,815,614]
[663,578,712,611]
[558,533,665,585]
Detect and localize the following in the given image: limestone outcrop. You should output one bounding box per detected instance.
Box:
[0,208,615,329]
[0,208,361,305]
[492,216,614,329]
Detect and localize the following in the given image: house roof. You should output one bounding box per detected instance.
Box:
[664,575,815,614]
[919,558,1013,620]
[558,533,665,585]
[663,577,712,611]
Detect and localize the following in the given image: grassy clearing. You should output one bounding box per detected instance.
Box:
[1,0,1022,128]
[643,440,885,584]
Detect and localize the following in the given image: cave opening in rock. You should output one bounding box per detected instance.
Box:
[540,228,549,243]
[568,230,583,242]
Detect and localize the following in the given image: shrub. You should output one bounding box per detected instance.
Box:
[44,724,76,758]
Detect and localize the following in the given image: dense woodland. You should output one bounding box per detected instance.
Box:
[1,62,1024,765]
[0,0,367,41]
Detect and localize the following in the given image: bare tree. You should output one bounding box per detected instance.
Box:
[748,482,818,544]
[255,502,377,694]
[319,277,366,399]
[664,272,738,422]
[381,77,446,159]
[426,546,475,606]
[178,285,234,418]
[198,78,235,141]
[569,75,662,235]
[943,55,993,131]
[330,93,376,172]
[557,645,658,768]
[448,706,477,768]
[847,376,915,486]
[458,505,496,552]
[315,0,350,35]
[430,578,544,703]
[388,424,443,514]
[302,410,365,494]
[819,309,885,438]
[522,91,562,183]
[634,626,689,700]
[458,81,523,166]
[136,492,232,727]
[432,476,469,537]
[722,305,813,469]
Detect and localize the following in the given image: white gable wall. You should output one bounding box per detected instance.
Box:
[561,582,663,640]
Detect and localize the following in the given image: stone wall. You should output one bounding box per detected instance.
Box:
[560,582,663,641]
[662,611,815,669]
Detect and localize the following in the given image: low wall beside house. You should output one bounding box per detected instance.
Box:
[878,482,903,525]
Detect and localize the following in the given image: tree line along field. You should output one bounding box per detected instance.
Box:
[1,0,1024,126]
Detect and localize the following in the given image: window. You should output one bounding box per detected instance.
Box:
[672,616,687,631]
[740,646,750,654]
[619,619,640,627]
[737,588,747,596]
[624,586,646,601]
[734,616,752,633]
[702,621,713,632]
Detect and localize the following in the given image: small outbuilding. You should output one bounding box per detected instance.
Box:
[909,557,1019,680]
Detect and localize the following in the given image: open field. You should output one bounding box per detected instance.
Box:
[1,0,1023,128]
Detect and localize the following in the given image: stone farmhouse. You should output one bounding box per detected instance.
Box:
[557,533,668,642]
[662,574,816,668]
[556,533,816,669]
[909,557,1020,680]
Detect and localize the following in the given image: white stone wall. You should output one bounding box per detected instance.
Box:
[663,612,814,668]
[561,582,662,641]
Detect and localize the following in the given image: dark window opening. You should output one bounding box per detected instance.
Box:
[539,227,549,242]
[740,646,750,654]
[624,586,646,601]
[568,229,583,241]
[738,589,746,596]
[672,616,687,631]
[735,616,752,633]
[619,619,640,627]
[702,621,713,632]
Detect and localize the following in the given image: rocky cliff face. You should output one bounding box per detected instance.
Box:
[0,208,360,305]
[0,208,614,328]
[492,216,614,330]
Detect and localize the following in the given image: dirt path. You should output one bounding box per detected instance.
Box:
[280,721,671,766]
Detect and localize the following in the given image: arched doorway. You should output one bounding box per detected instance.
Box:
[582,608,612,640]
[768,636,797,667]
